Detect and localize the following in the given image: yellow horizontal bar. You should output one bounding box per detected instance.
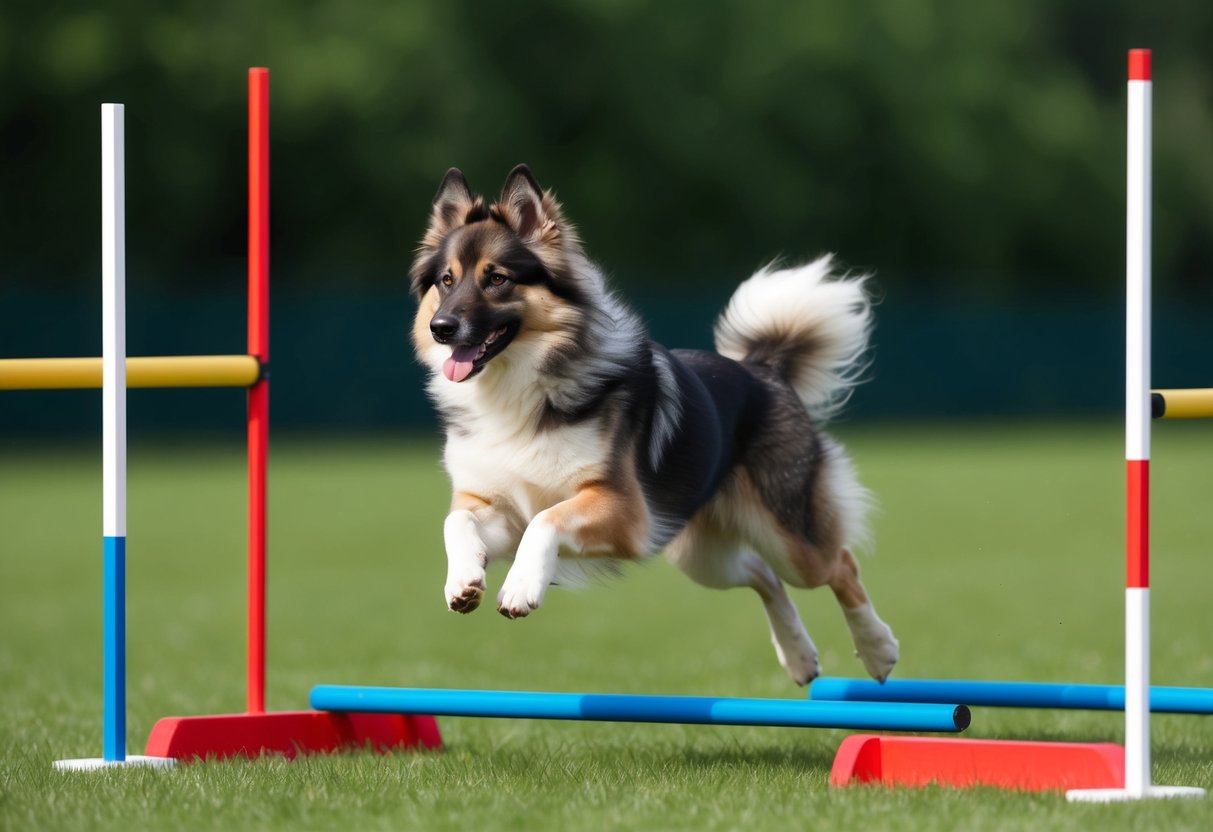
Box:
[0,356,261,390]
[1154,388,1213,420]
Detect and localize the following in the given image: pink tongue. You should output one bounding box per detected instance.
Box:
[442,344,481,382]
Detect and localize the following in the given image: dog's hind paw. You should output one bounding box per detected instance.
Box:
[781,648,822,687]
[844,603,900,683]
[770,632,821,686]
[852,626,899,683]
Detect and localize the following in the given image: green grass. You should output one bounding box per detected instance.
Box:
[3,422,1213,830]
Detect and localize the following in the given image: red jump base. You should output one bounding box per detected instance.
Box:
[146,710,441,762]
[830,735,1124,791]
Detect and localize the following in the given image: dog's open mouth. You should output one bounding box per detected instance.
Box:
[442,325,515,382]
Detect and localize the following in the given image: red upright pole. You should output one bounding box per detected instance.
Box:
[247,67,270,715]
[144,67,438,761]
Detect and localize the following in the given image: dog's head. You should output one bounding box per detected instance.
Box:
[409,164,581,383]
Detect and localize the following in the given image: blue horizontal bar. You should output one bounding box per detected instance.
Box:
[310,685,969,732]
[809,677,1213,714]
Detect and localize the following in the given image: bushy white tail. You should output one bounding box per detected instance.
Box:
[714,255,872,421]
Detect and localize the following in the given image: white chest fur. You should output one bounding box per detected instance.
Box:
[443,419,609,519]
[431,354,613,520]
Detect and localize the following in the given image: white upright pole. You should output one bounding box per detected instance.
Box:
[55,104,173,771]
[1067,46,1202,805]
[100,102,129,764]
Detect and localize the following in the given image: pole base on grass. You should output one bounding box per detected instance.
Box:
[831,735,1126,791]
[1067,786,1205,802]
[55,755,175,771]
[145,710,441,761]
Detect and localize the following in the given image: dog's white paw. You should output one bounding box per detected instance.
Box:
[845,604,899,683]
[496,568,547,619]
[445,568,486,614]
[771,630,819,688]
[496,521,559,619]
[773,634,821,686]
[854,629,899,683]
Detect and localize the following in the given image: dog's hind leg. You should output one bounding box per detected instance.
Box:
[737,431,900,683]
[666,522,821,686]
[828,547,899,683]
[746,556,822,685]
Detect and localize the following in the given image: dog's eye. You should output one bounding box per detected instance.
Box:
[487,273,507,286]
[441,274,454,287]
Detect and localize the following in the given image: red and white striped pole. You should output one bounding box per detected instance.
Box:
[1068,48,1203,803]
[1123,46,1153,798]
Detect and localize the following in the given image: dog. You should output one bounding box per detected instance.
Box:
[409,164,898,685]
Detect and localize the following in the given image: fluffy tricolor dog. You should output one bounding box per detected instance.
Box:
[410,164,898,685]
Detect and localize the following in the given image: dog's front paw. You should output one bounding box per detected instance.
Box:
[445,572,486,614]
[496,570,546,619]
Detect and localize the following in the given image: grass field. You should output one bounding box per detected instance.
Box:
[3,421,1213,830]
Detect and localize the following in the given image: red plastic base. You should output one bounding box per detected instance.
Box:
[830,735,1125,791]
[145,710,442,762]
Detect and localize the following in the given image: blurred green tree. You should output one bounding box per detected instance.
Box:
[0,0,1210,297]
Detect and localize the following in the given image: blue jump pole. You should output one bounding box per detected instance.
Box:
[310,686,970,732]
[810,677,1213,715]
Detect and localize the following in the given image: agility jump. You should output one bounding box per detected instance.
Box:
[0,78,273,761]
[818,49,1209,799]
[12,67,967,766]
[3,70,439,768]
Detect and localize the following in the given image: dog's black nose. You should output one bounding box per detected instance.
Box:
[430,314,459,343]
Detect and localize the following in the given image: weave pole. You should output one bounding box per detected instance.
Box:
[55,104,172,770]
[1067,48,1203,804]
[247,67,270,715]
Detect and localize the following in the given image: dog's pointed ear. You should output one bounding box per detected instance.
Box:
[496,164,549,241]
[429,167,475,234]
[411,168,478,297]
[434,167,472,204]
